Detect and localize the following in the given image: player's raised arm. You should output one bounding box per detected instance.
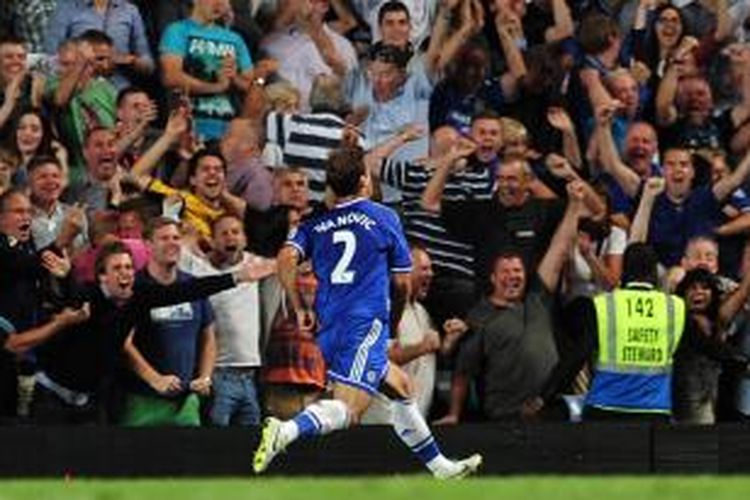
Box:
[278,244,315,333]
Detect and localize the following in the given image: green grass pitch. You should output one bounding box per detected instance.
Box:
[2,477,750,500]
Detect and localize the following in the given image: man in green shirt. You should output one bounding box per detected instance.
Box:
[46,32,117,187]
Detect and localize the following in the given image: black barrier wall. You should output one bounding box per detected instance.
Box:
[2,424,750,477]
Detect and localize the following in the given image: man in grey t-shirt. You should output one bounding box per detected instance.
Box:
[434,181,586,423]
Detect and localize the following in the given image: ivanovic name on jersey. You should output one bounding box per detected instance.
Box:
[312,211,377,233]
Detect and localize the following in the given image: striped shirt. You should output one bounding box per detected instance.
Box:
[381,157,494,278]
[265,111,365,200]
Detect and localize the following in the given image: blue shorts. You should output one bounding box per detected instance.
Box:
[317,316,389,395]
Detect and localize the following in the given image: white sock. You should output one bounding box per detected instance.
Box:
[391,399,455,474]
[279,420,300,444]
[284,399,350,444]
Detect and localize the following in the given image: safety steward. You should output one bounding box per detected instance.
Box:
[523,243,750,422]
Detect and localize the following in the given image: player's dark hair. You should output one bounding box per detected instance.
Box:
[326,146,366,198]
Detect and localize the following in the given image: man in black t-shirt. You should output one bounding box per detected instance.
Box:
[426,158,604,291]
[423,161,580,291]
[441,159,564,290]
[31,238,266,425]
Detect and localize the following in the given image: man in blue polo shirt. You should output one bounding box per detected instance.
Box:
[596,102,750,267]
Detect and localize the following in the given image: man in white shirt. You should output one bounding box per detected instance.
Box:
[261,0,358,110]
[179,213,276,426]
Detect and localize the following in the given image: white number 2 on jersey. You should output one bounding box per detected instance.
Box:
[331,230,356,284]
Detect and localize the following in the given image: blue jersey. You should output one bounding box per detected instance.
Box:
[288,198,412,326]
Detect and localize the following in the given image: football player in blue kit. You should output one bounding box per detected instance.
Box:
[253,147,482,478]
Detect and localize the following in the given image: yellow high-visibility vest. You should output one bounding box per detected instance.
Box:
[594,288,685,373]
[586,287,686,413]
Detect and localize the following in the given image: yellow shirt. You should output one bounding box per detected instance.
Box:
[148,179,224,238]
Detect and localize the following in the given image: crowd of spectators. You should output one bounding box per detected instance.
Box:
[0,0,750,427]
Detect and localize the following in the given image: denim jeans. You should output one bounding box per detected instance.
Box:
[209,367,261,426]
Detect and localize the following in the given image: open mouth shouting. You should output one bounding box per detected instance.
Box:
[17,221,31,241]
[99,153,117,171]
[118,274,133,293]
